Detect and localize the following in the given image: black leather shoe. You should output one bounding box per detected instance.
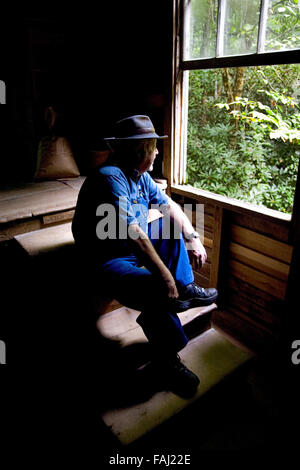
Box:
[156,354,200,399]
[170,282,218,312]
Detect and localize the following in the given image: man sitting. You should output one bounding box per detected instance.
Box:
[72,115,218,398]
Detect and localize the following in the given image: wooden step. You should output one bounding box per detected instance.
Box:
[101,327,253,445]
[14,222,74,257]
[97,303,217,346]
[13,210,163,258]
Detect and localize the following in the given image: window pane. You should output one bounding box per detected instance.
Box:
[265,0,300,51]
[224,0,261,55]
[186,65,300,214]
[185,0,218,60]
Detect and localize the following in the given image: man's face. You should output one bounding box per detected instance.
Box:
[138,146,158,173]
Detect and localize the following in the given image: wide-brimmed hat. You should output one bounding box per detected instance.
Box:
[103,115,168,140]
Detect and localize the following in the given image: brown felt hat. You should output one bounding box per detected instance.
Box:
[103,115,168,141]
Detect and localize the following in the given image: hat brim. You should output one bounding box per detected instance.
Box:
[104,133,168,141]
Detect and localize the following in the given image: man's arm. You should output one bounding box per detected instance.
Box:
[161,199,207,269]
[128,224,179,299]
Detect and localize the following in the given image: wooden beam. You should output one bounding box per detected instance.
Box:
[181,49,300,71]
[171,184,291,223]
[210,206,223,288]
[229,211,290,244]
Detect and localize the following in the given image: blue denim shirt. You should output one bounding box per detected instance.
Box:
[72,165,170,262]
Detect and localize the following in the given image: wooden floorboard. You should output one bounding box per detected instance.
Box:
[97,302,252,445]
[101,328,253,445]
[97,304,217,346]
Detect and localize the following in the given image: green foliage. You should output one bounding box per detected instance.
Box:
[189,0,218,58]
[223,0,261,55]
[187,65,300,214]
[265,0,300,51]
[217,90,300,142]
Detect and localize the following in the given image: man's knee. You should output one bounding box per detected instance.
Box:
[149,216,182,242]
[114,273,167,311]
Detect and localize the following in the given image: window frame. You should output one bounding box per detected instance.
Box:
[167,0,300,223]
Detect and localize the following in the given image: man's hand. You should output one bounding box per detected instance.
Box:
[186,237,207,270]
[128,223,179,298]
[162,200,207,271]
[160,270,179,299]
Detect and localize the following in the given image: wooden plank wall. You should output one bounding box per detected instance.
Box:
[171,191,293,351]
[224,211,292,342]
[171,193,216,288]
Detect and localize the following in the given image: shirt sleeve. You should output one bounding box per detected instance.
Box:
[102,172,139,227]
[145,172,170,207]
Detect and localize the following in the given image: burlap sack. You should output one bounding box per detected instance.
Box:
[35,135,80,180]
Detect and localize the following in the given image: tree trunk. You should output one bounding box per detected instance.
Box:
[221,68,234,103]
[231,67,245,147]
[234,67,245,106]
[200,92,207,125]
[222,67,245,148]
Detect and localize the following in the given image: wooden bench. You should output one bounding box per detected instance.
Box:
[0,176,168,242]
[13,217,216,323]
[0,176,86,242]
[13,221,122,315]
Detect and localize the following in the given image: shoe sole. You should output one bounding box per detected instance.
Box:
[169,292,218,313]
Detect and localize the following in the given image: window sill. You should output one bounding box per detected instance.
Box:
[171,184,292,224]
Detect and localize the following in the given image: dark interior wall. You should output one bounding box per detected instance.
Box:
[0,1,173,183]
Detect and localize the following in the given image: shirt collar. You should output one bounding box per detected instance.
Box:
[130,168,142,183]
[118,164,142,183]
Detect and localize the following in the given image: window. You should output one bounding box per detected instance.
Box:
[172,0,300,215]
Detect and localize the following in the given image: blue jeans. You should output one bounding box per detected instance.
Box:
[99,217,194,355]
